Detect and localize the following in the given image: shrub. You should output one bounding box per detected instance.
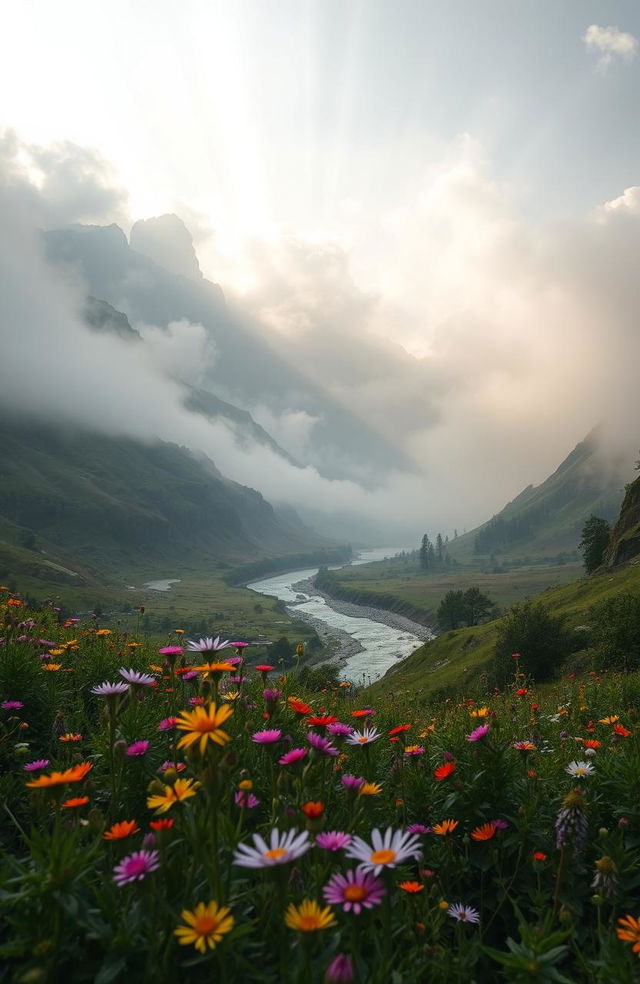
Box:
[591,592,640,672]
[494,600,581,683]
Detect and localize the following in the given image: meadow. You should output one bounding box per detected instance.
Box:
[2,585,640,983]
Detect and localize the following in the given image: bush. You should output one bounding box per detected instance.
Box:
[591,592,640,672]
[494,600,581,683]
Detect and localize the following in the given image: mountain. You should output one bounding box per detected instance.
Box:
[0,416,334,581]
[43,221,415,483]
[604,473,640,568]
[129,214,203,281]
[448,430,629,565]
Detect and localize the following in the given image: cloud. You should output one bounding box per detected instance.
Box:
[601,185,640,216]
[583,24,638,70]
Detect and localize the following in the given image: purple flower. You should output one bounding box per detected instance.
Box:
[2,700,24,710]
[491,818,509,830]
[91,681,129,697]
[325,955,354,983]
[263,688,282,702]
[126,740,150,757]
[119,668,155,687]
[225,656,243,667]
[113,850,160,886]
[307,731,339,757]
[23,759,50,772]
[406,824,431,835]
[443,749,455,762]
[323,868,386,913]
[279,747,308,766]
[466,725,490,742]
[235,790,260,809]
[341,774,365,790]
[158,761,185,773]
[181,671,199,682]
[188,696,205,706]
[326,722,353,738]
[316,831,352,851]
[252,729,282,745]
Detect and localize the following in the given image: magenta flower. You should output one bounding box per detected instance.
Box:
[113,849,160,886]
[407,823,431,835]
[159,761,185,773]
[252,729,282,745]
[341,774,365,790]
[225,656,243,667]
[158,646,183,657]
[235,790,260,809]
[279,747,308,766]
[23,759,50,772]
[2,700,24,710]
[325,955,354,983]
[466,725,490,742]
[323,868,386,913]
[404,746,425,757]
[126,740,150,757]
[188,696,206,706]
[262,688,282,702]
[307,731,339,757]
[316,831,352,851]
[491,818,509,830]
[231,641,249,649]
[327,722,353,738]
[181,671,199,682]
[158,717,178,730]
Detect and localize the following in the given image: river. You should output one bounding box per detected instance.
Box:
[246,548,433,684]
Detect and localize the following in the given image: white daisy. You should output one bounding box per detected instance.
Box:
[186,636,231,652]
[566,760,595,778]
[345,826,422,875]
[447,903,480,924]
[233,828,311,868]
[345,727,381,746]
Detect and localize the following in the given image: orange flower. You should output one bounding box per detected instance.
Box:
[433,761,456,781]
[432,819,458,836]
[301,801,324,818]
[95,628,112,636]
[103,820,140,840]
[26,762,93,788]
[42,664,62,672]
[582,739,601,749]
[389,724,412,736]
[351,709,374,718]
[471,822,497,842]
[150,818,176,831]
[192,662,235,677]
[515,688,528,697]
[617,914,640,955]
[61,796,90,808]
[398,881,424,893]
[287,697,313,715]
[614,724,632,737]
[59,733,82,742]
[599,715,619,725]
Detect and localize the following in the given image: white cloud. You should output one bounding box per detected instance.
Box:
[601,185,640,216]
[583,24,638,70]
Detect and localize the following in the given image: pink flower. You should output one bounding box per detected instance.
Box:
[113,850,160,886]
[307,731,339,757]
[316,831,352,851]
[325,955,354,983]
[188,696,205,706]
[235,790,260,809]
[341,774,365,790]
[252,728,282,744]
[327,722,353,738]
[323,868,386,913]
[158,646,183,657]
[2,700,24,710]
[23,759,50,771]
[278,747,308,766]
[466,725,490,742]
[158,717,178,731]
[126,740,150,757]
[406,824,431,835]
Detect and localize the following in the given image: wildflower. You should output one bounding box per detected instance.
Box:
[174,901,234,952]
[307,731,339,756]
[566,760,594,779]
[515,688,528,697]
[359,782,383,796]
[325,954,354,983]
[159,761,185,773]
[126,740,150,757]
[389,724,412,737]
[447,903,480,924]
[323,869,386,913]
[252,728,282,744]
[308,715,339,728]
[256,664,274,674]
[555,788,588,854]
[95,628,112,636]
[404,745,425,757]
[466,725,490,742]
[341,774,365,790]
[104,820,140,840]
[470,706,490,718]
[288,697,313,715]
[187,636,231,652]
[434,761,456,781]
[351,709,375,719]
[119,668,155,687]
[278,747,307,766]
[599,715,619,725]
[616,914,640,956]
[432,819,459,836]
[233,828,311,868]
[158,717,178,730]
[235,790,259,809]
[193,661,235,677]
[592,856,618,900]
[327,722,353,738]
[61,796,90,808]
[2,700,24,710]
[345,727,380,746]
[113,849,160,886]
[23,759,50,772]
[581,739,601,749]
[532,851,548,861]
[316,831,352,851]
[175,704,233,754]
[285,899,335,931]
[59,733,82,743]
[513,741,536,751]
[41,664,62,672]
[158,646,183,658]
[147,778,200,813]
[150,818,175,831]
[26,762,92,788]
[613,724,632,737]
[91,681,129,697]
[345,826,422,875]
[471,822,497,842]
[407,824,431,835]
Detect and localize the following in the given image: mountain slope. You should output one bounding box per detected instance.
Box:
[604,473,640,568]
[449,430,628,564]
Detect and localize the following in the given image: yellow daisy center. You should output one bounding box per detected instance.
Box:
[371,849,396,865]
[344,885,367,902]
[194,914,219,935]
[298,915,323,930]
[265,847,287,860]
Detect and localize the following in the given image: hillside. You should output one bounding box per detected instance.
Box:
[604,473,640,568]
[448,430,628,565]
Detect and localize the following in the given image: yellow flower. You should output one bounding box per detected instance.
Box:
[470,707,490,718]
[48,649,65,656]
[174,901,234,953]
[95,629,112,636]
[359,782,383,796]
[176,704,233,754]
[147,778,200,814]
[432,819,459,836]
[284,899,335,932]
[193,661,236,677]
[599,715,619,725]
[42,664,62,672]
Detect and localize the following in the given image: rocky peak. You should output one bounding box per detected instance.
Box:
[129,214,203,281]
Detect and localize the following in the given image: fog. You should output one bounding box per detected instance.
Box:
[1,131,638,542]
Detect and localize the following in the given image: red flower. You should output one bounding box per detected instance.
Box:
[150,818,176,831]
[515,688,528,697]
[389,724,412,737]
[307,715,338,728]
[614,724,632,737]
[433,761,456,781]
[300,801,324,818]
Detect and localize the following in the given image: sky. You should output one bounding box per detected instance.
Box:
[2,1,640,537]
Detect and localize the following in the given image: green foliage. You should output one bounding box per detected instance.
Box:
[580,515,611,574]
[437,587,496,630]
[494,601,581,684]
[591,592,640,672]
